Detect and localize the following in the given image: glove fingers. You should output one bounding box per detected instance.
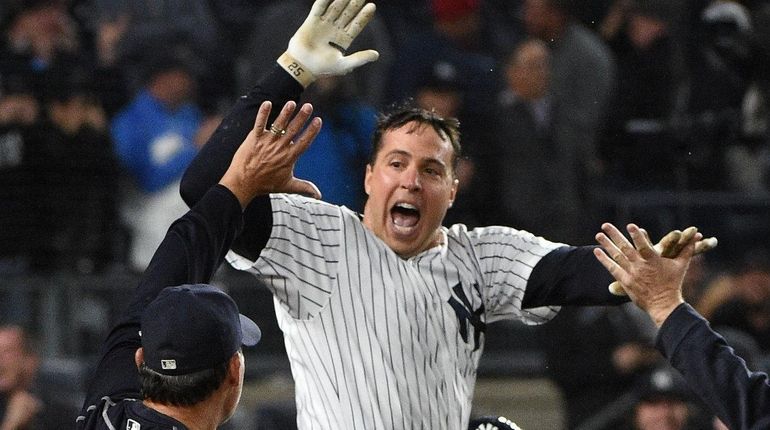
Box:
[336,0,364,28]
[657,230,682,258]
[344,2,376,42]
[679,226,698,245]
[310,0,333,17]
[608,281,627,296]
[324,0,348,22]
[694,237,718,255]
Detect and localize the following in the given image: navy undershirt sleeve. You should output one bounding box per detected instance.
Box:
[180,65,304,260]
[657,303,770,430]
[522,245,628,308]
[79,185,244,411]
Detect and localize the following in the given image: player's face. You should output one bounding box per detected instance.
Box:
[363,122,458,258]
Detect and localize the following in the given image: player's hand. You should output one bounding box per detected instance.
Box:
[278,0,379,87]
[219,100,322,207]
[594,223,698,326]
[608,227,717,296]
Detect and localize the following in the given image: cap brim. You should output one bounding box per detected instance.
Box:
[239,314,261,346]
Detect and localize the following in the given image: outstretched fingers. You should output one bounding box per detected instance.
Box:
[252,101,273,138]
[290,114,323,157]
[627,224,656,259]
[598,223,636,266]
[324,0,348,22]
[310,0,334,18]
[282,102,314,141]
[345,2,376,37]
[269,100,298,134]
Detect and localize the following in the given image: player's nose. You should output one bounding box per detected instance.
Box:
[400,167,421,191]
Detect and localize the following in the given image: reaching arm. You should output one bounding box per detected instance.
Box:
[180,67,305,261]
[79,101,322,417]
[523,245,625,307]
[594,222,770,429]
[180,0,379,260]
[657,303,770,430]
[523,226,719,308]
[80,184,246,412]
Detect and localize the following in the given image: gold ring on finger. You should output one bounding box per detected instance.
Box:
[269,124,287,136]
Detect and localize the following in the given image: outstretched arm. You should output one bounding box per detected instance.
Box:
[594,223,770,430]
[79,101,322,421]
[522,227,717,308]
[180,0,379,260]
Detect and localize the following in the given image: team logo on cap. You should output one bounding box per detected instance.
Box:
[161,359,177,370]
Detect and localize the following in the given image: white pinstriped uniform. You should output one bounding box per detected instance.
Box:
[228,194,564,429]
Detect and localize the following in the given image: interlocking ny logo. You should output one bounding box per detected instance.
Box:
[447,283,486,351]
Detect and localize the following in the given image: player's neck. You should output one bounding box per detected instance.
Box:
[143,399,221,430]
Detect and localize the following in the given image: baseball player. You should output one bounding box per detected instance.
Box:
[180,1,715,428]
[74,83,326,428]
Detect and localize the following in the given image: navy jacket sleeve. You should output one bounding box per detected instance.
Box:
[522,245,628,307]
[656,303,770,430]
[180,65,304,261]
[79,185,244,414]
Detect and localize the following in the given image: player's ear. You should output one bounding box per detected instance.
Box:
[448,178,458,208]
[364,163,373,195]
[226,352,243,386]
[134,347,144,369]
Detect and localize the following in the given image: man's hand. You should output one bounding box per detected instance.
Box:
[278,0,379,87]
[608,227,717,296]
[0,390,41,430]
[594,223,699,327]
[219,100,323,208]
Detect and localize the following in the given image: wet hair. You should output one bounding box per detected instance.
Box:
[138,360,229,407]
[369,102,462,174]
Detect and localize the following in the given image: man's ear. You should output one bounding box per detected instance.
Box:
[448,178,458,208]
[364,164,373,195]
[226,352,242,386]
[135,348,144,369]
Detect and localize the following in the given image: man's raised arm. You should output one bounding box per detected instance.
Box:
[594,222,770,430]
[180,0,378,260]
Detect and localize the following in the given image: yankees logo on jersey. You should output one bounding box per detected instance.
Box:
[448,282,486,351]
[228,194,561,429]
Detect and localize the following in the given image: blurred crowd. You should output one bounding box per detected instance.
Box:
[1,0,770,428]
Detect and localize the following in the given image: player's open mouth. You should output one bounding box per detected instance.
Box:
[390,202,420,233]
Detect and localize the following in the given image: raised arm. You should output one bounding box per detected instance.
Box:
[180,0,379,261]
[79,101,322,418]
[594,222,770,430]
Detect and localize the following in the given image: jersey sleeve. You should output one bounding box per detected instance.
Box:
[657,303,770,430]
[465,226,565,325]
[227,194,343,320]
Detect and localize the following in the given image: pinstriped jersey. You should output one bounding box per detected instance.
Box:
[227,194,564,429]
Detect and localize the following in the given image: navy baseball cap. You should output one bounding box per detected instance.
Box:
[140,284,261,376]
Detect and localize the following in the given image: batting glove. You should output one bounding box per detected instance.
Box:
[609,227,718,296]
[278,0,379,87]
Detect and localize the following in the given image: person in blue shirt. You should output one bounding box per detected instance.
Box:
[293,75,376,212]
[111,56,204,271]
